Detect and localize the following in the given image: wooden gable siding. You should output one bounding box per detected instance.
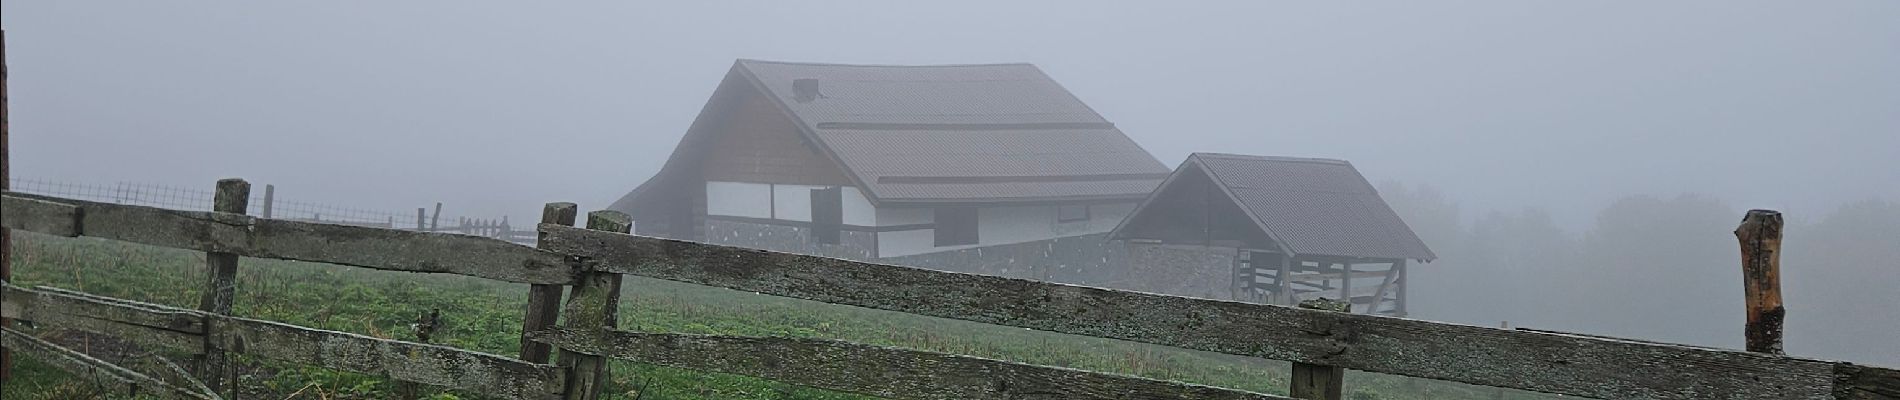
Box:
[700,86,852,186]
[1117,164,1274,248]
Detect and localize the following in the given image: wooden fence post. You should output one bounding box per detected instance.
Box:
[521,202,576,363]
[197,178,250,395]
[558,210,630,400]
[1276,254,1294,305]
[1290,298,1348,400]
[417,207,427,231]
[1394,259,1408,317]
[1736,209,1785,355]
[430,202,443,230]
[260,184,274,219]
[397,309,444,399]
[0,26,12,382]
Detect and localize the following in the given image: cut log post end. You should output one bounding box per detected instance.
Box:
[542,203,579,224]
[586,211,632,234]
[1290,298,1348,400]
[1735,209,1785,355]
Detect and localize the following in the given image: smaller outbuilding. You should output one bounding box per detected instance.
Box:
[1107,153,1434,315]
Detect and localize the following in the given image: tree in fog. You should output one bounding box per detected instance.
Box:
[1554,194,1739,347]
[1375,181,1472,322]
[1465,208,1577,327]
[1783,199,1900,366]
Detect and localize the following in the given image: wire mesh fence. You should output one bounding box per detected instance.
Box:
[9,178,220,212]
[6,178,535,244]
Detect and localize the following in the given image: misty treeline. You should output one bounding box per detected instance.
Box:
[1376,182,1898,367]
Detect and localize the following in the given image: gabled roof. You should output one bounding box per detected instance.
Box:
[1109,153,1437,261]
[612,59,1168,211]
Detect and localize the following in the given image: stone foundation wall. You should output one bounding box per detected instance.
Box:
[878,233,1126,287]
[705,219,876,261]
[1121,243,1239,301]
[703,221,1241,302]
[877,236,1241,301]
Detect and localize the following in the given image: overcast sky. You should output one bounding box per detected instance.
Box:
[5,1,1896,227]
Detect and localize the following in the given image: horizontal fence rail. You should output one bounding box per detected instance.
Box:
[3,191,1897,400]
[528,327,1289,400]
[2,193,572,284]
[0,328,217,400]
[536,223,1899,400]
[0,283,564,400]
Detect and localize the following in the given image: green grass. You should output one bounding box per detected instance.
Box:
[1,233,1564,399]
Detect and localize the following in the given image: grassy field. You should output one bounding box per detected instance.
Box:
[1,232,1564,399]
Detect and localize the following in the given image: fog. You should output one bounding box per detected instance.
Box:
[4,2,1895,366]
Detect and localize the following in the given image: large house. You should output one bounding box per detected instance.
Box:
[1107,153,1435,314]
[610,60,1169,269]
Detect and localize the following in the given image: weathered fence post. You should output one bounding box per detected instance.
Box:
[417,207,427,231]
[260,184,274,219]
[521,202,576,363]
[1394,259,1408,317]
[0,26,12,382]
[558,210,630,400]
[1290,298,1348,400]
[1276,254,1294,305]
[430,202,443,230]
[397,309,444,399]
[1735,209,1785,355]
[197,178,250,395]
[1338,261,1352,312]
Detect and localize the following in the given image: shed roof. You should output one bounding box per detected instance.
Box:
[1109,153,1437,261]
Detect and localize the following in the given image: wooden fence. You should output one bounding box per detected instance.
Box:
[423,216,537,245]
[1,182,1896,400]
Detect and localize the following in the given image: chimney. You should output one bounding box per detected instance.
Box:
[793,78,820,102]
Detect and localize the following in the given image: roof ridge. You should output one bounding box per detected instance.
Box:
[1193,152,1351,165]
[736,58,1037,68]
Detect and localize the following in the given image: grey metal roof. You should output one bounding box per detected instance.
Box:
[736,60,1167,203]
[1194,153,1435,260]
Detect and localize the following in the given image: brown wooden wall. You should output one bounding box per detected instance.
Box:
[699,86,852,186]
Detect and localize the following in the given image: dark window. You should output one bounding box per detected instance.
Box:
[810,187,843,244]
[934,207,979,247]
[1056,204,1090,223]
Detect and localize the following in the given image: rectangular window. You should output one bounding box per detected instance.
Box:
[810,187,842,244]
[1056,204,1090,223]
[933,207,979,247]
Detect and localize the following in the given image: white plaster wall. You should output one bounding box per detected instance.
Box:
[709,181,874,225]
[876,207,932,226]
[705,181,771,218]
[840,187,875,226]
[877,202,1138,257]
[771,184,815,222]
